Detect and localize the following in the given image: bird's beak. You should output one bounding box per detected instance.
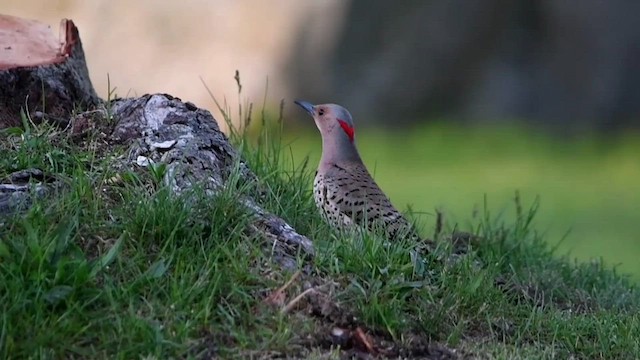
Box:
[294,100,315,116]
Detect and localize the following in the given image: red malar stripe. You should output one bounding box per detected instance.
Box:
[337,119,355,142]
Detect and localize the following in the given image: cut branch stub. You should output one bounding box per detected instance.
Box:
[0,14,99,129]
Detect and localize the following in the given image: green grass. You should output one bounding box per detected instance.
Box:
[1,109,639,359]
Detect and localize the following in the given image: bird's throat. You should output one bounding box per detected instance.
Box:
[320,137,362,166]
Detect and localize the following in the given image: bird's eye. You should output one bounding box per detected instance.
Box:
[318,108,325,116]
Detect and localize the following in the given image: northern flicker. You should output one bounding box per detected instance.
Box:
[294,100,420,241]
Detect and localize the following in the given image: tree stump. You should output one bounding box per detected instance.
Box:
[0,14,99,129]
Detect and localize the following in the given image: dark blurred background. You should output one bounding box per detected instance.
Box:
[7,0,639,134]
[289,0,640,134]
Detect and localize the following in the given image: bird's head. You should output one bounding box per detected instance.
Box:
[294,100,355,144]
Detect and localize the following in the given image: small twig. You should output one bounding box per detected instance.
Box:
[281,287,316,315]
[281,282,331,315]
[234,69,242,94]
[354,327,377,354]
[434,208,444,239]
[276,270,301,294]
[263,270,301,308]
[244,102,253,130]
[515,190,523,220]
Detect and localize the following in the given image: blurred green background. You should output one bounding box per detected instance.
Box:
[283,123,640,279]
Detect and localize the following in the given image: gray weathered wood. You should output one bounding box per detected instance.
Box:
[110,94,315,268]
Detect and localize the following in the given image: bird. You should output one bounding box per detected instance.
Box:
[294,100,420,242]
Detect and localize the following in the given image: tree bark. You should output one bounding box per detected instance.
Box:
[109,94,315,269]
